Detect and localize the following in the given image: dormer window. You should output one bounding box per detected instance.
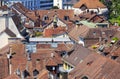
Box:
[43,15,49,20]
[111,56,118,60]
[64,16,69,21]
[81,76,89,79]
[80,4,87,11]
[33,69,39,76]
[93,32,96,36]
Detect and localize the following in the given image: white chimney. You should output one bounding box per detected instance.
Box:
[16,68,21,76]
[7,52,12,75]
[21,71,25,79]
[51,53,54,57]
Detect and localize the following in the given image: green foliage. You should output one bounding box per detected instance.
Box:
[51,6,59,9]
[100,0,120,25]
[109,16,120,26]
[112,37,119,42]
[35,32,43,37]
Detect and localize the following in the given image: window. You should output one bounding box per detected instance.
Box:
[81,76,88,79]
[33,69,39,76]
[111,56,118,60]
[51,43,58,48]
[80,4,87,11]
[43,15,49,20]
[93,32,96,36]
[64,16,69,20]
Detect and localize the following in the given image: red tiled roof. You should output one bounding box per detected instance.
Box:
[46,58,57,66]
[63,44,92,66]
[36,9,74,21]
[31,49,62,70]
[43,27,66,37]
[10,43,25,56]
[11,56,27,73]
[0,5,8,11]
[0,57,9,79]
[74,0,106,9]
[69,53,120,79]
[36,43,73,52]
[37,69,49,79]
[4,74,20,79]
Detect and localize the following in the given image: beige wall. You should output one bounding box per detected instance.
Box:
[0,32,10,49]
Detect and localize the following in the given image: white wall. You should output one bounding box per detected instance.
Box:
[64,5,73,10]
[0,32,10,49]
[46,19,67,29]
[53,0,63,9]
[73,8,108,15]
[0,13,23,38]
[0,17,6,33]
[78,38,85,46]
[55,34,69,38]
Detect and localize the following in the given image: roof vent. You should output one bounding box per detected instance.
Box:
[87,61,93,66]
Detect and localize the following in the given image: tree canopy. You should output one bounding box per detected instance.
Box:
[51,6,59,9]
[100,0,120,25]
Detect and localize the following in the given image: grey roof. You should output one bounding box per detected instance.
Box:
[62,44,92,67]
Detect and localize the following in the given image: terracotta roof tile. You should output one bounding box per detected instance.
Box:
[0,5,8,11]
[11,56,27,73]
[37,69,49,79]
[43,27,66,37]
[46,58,57,66]
[36,9,74,21]
[4,74,20,79]
[69,53,120,79]
[36,43,73,52]
[68,25,90,42]
[12,2,30,14]
[74,0,106,8]
[63,44,92,66]
[31,49,62,71]
[10,43,25,56]
[0,57,9,79]
[68,26,116,46]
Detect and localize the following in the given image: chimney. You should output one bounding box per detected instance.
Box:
[53,15,58,28]
[21,71,25,79]
[16,68,21,76]
[76,24,79,28]
[5,14,9,28]
[51,53,54,57]
[7,52,12,75]
[27,53,31,61]
[99,37,102,43]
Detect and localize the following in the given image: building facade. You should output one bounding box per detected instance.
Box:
[6,0,54,10]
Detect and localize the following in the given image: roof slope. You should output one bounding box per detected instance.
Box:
[69,53,120,79]
[74,0,106,8]
[68,25,90,42]
[63,44,92,66]
[4,28,16,37]
[68,25,116,42]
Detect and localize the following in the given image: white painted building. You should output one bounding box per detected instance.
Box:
[53,0,63,9]
[73,0,108,15]
[6,0,53,10]
[0,10,23,49]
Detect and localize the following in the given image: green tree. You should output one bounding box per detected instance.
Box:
[100,0,120,25]
[51,6,59,9]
